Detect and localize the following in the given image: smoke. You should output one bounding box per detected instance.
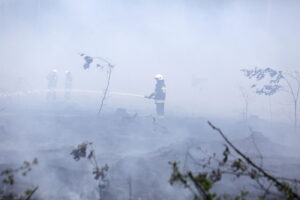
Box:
[1,0,300,199]
[1,0,300,120]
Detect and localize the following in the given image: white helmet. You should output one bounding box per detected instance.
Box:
[52,69,58,73]
[154,74,164,80]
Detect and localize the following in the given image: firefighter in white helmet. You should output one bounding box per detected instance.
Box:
[47,69,58,100]
[145,74,167,119]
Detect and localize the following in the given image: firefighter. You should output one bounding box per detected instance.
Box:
[145,74,167,119]
[64,70,72,100]
[47,69,58,100]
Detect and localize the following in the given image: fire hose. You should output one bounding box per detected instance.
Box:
[0,89,145,98]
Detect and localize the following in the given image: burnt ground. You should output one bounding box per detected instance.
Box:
[0,100,300,200]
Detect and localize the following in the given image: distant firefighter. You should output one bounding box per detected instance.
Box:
[47,69,58,100]
[145,74,167,119]
[64,70,72,100]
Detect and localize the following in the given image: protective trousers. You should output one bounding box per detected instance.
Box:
[156,103,165,119]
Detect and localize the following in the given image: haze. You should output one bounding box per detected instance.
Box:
[0,0,299,120]
[1,1,300,199]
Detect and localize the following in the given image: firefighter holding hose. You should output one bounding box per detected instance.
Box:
[145,74,167,119]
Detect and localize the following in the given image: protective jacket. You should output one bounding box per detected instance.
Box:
[47,72,58,89]
[148,80,166,103]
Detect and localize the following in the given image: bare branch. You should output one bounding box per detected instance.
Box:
[187,172,209,198]
[248,127,264,167]
[207,121,300,200]
[25,186,39,200]
[98,66,112,115]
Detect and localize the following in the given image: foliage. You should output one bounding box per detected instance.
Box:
[0,158,38,200]
[169,122,300,200]
[82,55,93,70]
[71,142,109,200]
[241,67,284,95]
[241,67,300,130]
[80,53,114,71]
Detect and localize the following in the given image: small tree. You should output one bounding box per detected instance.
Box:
[71,142,109,200]
[241,67,300,131]
[80,53,114,114]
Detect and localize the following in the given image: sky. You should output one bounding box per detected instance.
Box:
[0,0,300,121]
